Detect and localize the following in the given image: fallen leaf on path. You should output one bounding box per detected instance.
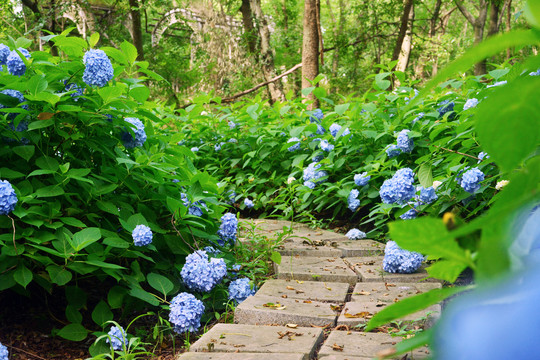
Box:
[286,324,298,328]
[331,343,344,351]
[344,311,372,319]
[286,286,295,290]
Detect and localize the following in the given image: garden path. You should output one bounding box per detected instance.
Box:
[178,219,442,360]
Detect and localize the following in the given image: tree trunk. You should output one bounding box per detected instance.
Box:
[415,0,441,79]
[249,0,285,103]
[326,0,345,93]
[128,0,145,61]
[396,1,414,74]
[454,0,489,75]
[302,0,320,108]
[506,0,512,60]
[240,0,258,53]
[391,0,414,64]
[487,0,501,37]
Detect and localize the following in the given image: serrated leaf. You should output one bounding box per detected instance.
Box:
[271,251,282,265]
[147,273,174,296]
[426,260,468,283]
[121,40,138,64]
[334,103,350,116]
[418,163,433,188]
[57,323,88,341]
[70,228,101,252]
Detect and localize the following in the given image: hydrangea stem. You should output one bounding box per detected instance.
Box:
[430,143,480,160]
[9,215,17,256]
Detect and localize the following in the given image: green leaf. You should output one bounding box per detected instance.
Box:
[488,68,510,80]
[70,228,102,252]
[27,74,48,96]
[14,265,33,288]
[301,87,315,96]
[108,286,127,309]
[246,104,259,120]
[60,217,87,228]
[91,300,113,327]
[28,118,54,130]
[365,286,470,331]
[57,323,88,341]
[476,76,540,172]
[47,265,73,286]
[418,163,433,188]
[84,259,126,269]
[375,72,391,90]
[65,305,83,324]
[128,287,159,306]
[147,273,174,297]
[525,0,540,28]
[270,251,282,265]
[388,218,470,265]
[89,32,100,48]
[426,260,468,283]
[334,103,350,116]
[13,145,35,162]
[35,185,64,198]
[121,40,138,64]
[129,86,150,103]
[394,329,433,356]
[98,86,123,104]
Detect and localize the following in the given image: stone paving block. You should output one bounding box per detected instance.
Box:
[318,331,431,359]
[257,279,349,302]
[276,256,358,284]
[177,352,305,360]
[350,282,442,302]
[289,228,348,243]
[335,240,384,257]
[344,257,440,283]
[337,301,441,328]
[234,294,339,327]
[190,323,323,360]
[276,238,343,257]
[316,356,371,360]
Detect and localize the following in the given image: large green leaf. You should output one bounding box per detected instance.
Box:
[91,300,113,327]
[57,323,88,341]
[147,273,174,297]
[69,228,102,252]
[14,265,33,288]
[476,76,540,172]
[128,287,160,306]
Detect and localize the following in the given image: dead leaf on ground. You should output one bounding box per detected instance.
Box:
[331,343,344,352]
[286,286,295,290]
[303,300,312,303]
[376,347,397,359]
[355,291,371,296]
[344,311,372,319]
[286,324,298,328]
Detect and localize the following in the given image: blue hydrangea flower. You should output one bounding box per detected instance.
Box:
[180,193,206,217]
[191,147,199,152]
[437,100,455,119]
[303,162,327,188]
[228,277,257,304]
[379,168,416,205]
[106,325,127,350]
[169,292,205,334]
[65,82,84,101]
[411,112,425,125]
[400,207,418,220]
[0,180,17,216]
[181,250,227,292]
[315,124,326,135]
[348,189,360,212]
[132,224,152,246]
[460,167,484,194]
[354,172,370,186]
[432,266,540,360]
[231,264,241,272]
[383,241,424,274]
[386,144,401,158]
[418,186,438,204]
[0,89,28,124]
[478,151,490,164]
[244,198,254,208]
[229,121,236,129]
[487,80,507,88]
[287,137,301,152]
[346,228,366,240]
[82,49,114,87]
[329,123,350,138]
[204,246,221,256]
[228,138,237,143]
[312,154,324,162]
[6,48,30,76]
[529,69,540,76]
[214,142,225,151]
[121,117,147,148]
[397,130,414,153]
[226,190,237,204]
[217,213,238,245]
[0,44,10,65]
[319,139,334,152]
[463,98,479,110]
[310,108,324,123]
[0,341,8,360]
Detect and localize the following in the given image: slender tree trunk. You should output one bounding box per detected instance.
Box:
[488,0,501,37]
[454,0,489,75]
[396,1,414,74]
[326,0,345,93]
[391,0,414,64]
[249,0,285,103]
[240,0,258,53]
[128,0,145,61]
[415,0,442,79]
[302,0,320,108]
[506,0,512,60]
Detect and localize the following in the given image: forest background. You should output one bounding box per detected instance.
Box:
[0,0,530,105]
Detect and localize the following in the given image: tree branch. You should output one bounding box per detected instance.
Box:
[453,0,476,25]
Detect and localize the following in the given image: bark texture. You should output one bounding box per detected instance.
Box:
[302,0,320,108]
[396,1,414,73]
[454,0,489,75]
[391,0,414,63]
[128,0,145,61]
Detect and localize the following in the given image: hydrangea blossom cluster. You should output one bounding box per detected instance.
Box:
[7,48,30,76]
[437,100,455,119]
[0,90,28,129]
[228,121,236,129]
[226,190,237,204]
[287,137,301,152]
[478,151,490,163]
[303,162,327,189]
[0,180,17,215]
[181,250,227,292]
[386,144,401,158]
[191,147,199,152]
[169,292,205,334]
[0,44,9,65]
[319,139,334,152]
[204,246,221,256]
[418,186,438,204]
[244,198,254,208]
[460,167,484,194]
[348,189,360,212]
[529,68,540,76]
[217,212,238,245]
[346,228,366,240]
[312,154,324,162]
[228,138,237,143]
[354,172,370,186]
[106,325,127,351]
[121,117,147,148]
[65,82,84,101]
[411,112,425,125]
[487,80,507,88]
[329,123,350,138]
[383,241,424,274]
[400,207,418,220]
[214,142,225,151]
[397,129,414,153]
[0,341,8,360]
[82,49,114,87]
[379,168,416,205]
[316,124,326,135]
[310,108,324,123]
[463,98,479,110]
[228,277,257,304]
[132,224,152,246]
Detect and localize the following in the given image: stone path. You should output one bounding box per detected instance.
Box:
[178,219,441,360]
